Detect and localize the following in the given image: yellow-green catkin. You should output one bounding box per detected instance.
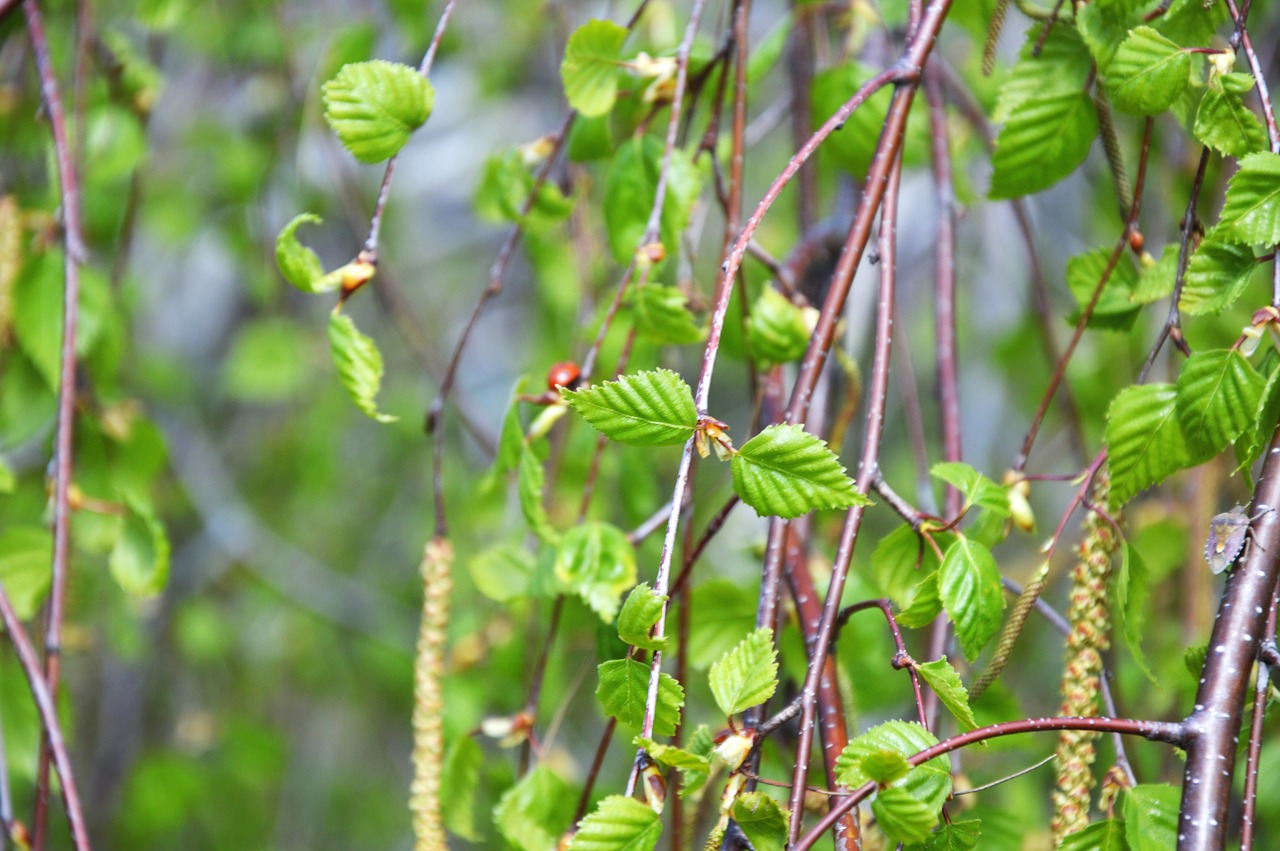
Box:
[411,536,452,850]
[1051,470,1121,843]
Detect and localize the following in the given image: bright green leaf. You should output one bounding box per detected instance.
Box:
[938,537,1004,662]
[1106,27,1190,115]
[860,749,911,784]
[617,582,667,651]
[328,312,397,422]
[1066,247,1141,329]
[731,792,789,851]
[916,818,982,850]
[518,444,560,545]
[323,60,433,163]
[560,19,628,117]
[930,462,1010,518]
[731,424,870,519]
[989,88,1097,199]
[872,526,946,612]
[568,795,661,851]
[474,149,574,226]
[1113,543,1156,684]
[441,736,484,842]
[493,379,528,477]
[596,658,683,736]
[469,542,537,603]
[493,766,574,851]
[109,497,171,597]
[1219,152,1280,246]
[1194,74,1268,159]
[896,572,944,629]
[875,785,939,845]
[13,252,112,389]
[708,627,779,716]
[602,137,701,265]
[687,579,759,669]
[634,736,711,774]
[747,288,812,367]
[1106,383,1203,504]
[994,25,1094,124]
[630,284,706,345]
[1181,229,1261,315]
[837,721,950,845]
[1132,248,1178,305]
[274,213,327,292]
[1078,0,1136,71]
[554,522,636,621]
[915,657,979,732]
[0,527,53,620]
[1175,348,1265,458]
[1059,818,1128,850]
[1121,784,1179,851]
[561,368,697,447]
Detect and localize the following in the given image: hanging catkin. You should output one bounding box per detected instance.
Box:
[1050,471,1120,843]
[411,536,452,850]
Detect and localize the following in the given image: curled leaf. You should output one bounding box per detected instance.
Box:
[328,311,397,422]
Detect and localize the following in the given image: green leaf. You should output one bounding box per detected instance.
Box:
[441,736,484,841]
[896,572,944,629]
[875,786,939,845]
[1239,365,1280,470]
[837,721,950,844]
[596,658,684,737]
[989,88,1097,199]
[493,379,528,477]
[1113,543,1157,685]
[731,792,789,851]
[322,60,433,163]
[634,736,711,775]
[1105,27,1190,115]
[708,627,779,716]
[811,62,928,180]
[747,288,812,367]
[860,749,911,784]
[872,525,945,612]
[274,213,328,292]
[602,137,701,265]
[915,657,979,732]
[1181,229,1260,315]
[630,284,706,345]
[994,25,1094,123]
[13,252,113,389]
[730,424,870,519]
[1060,818,1128,850]
[0,527,53,620]
[1219,152,1280,246]
[518,444,560,545]
[1066,247,1141,329]
[938,537,1004,662]
[1132,248,1178,305]
[1175,348,1265,458]
[915,818,982,850]
[568,795,661,851]
[617,582,667,651]
[930,462,1010,518]
[475,150,574,226]
[109,497,171,597]
[327,312,397,422]
[554,522,636,621]
[687,579,759,669]
[469,542,537,603]
[1078,0,1136,71]
[494,766,574,851]
[560,19,628,117]
[1121,785,1178,851]
[1106,383,1202,504]
[1193,74,1268,159]
[561,368,697,446]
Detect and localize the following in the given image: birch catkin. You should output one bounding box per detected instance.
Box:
[411,536,452,850]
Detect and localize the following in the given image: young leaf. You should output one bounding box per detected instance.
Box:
[1106,383,1202,504]
[1065,247,1141,329]
[938,537,1004,662]
[874,786,938,845]
[0,527,53,620]
[746,287,811,367]
[634,736,711,775]
[930,462,1010,518]
[896,572,944,629]
[323,60,434,164]
[1181,230,1261,315]
[1105,27,1190,115]
[915,657,979,732]
[1122,784,1179,851]
[918,818,982,850]
[493,766,574,851]
[860,750,911,784]
[1219,152,1280,246]
[561,368,697,447]
[492,379,527,477]
[630,284,706,345]
[560,19,628,117]
[989,88,1097,199]
[596,658,684,736]
[1077,0,1135,71]
[687,579,760,669]
[708,627,779,716]
[568,795,661,851]
[872,525,943,611]
[275,213,337,292]
[1193,74,1268,159]
[1060,818,1127,850]
[994,25,1093,123]
[731,792,789,851]
[1113,543,1157,684]
[731,424,871,519]
[469,542,537,603]
[617,582,667,651]
[328,311,397,422]
[475,150,574,226]
[602,137,701,265]
[554,521,636,622]
[518,444,560,545]
[441,736,484,842]
[1175,348,1265,458]
[1132,248,1178,305]
[109,497,171,597]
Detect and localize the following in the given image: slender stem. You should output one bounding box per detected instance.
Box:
[23,2,86,845]
[796,715,1186,851]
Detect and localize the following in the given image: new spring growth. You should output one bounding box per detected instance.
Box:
[695,415,735,461]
